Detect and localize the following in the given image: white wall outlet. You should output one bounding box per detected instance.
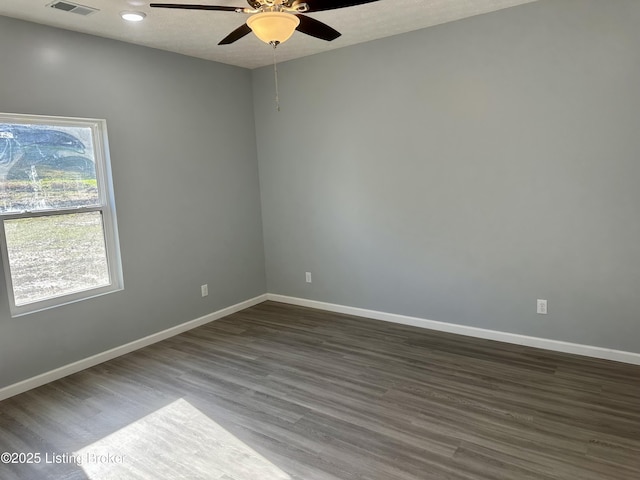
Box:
[201,284,208,297]
[305,272,312,283]
[537,299,547,315]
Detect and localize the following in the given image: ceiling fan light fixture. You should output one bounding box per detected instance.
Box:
[246,12,300,45]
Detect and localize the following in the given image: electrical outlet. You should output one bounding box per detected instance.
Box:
[201,284,208,297]
[537,299,547,315]
[305,272,312,283]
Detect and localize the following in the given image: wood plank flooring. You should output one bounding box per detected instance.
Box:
[0,301,639,479]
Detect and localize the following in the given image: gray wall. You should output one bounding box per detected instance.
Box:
[0,16,266,388]
[253,0,640,353]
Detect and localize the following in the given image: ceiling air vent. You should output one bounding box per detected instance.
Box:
[47,1,99,16]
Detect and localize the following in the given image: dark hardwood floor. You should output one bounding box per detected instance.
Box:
[1,301,639,479]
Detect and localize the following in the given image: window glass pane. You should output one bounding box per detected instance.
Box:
[0,123,98,213]
[4,212,110,306]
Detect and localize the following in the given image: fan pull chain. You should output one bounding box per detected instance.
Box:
[272,43,280,112]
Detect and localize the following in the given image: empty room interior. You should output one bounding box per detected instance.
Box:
[0,0,639,479]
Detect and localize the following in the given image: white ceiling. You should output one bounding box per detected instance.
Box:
[0,0,539,69]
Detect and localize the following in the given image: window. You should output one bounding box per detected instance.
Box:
[0,113,122,316]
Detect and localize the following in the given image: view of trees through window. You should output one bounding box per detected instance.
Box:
[0,124,98,212]
[0,119,115,310]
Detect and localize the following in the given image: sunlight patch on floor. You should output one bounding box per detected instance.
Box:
[74,398,291,480]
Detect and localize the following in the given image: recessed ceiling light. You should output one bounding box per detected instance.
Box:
[120,11,146,22]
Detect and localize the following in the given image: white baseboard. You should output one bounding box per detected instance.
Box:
[3,292,638,402]
[267,294,640,366]
[0,294,268,402]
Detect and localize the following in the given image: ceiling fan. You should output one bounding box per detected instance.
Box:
[149,0,380,46]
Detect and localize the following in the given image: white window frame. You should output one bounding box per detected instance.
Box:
[0,113,123,316]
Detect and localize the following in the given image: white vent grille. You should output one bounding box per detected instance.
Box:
[47,1,99,16]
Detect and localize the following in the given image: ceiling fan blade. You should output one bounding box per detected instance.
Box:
[291,0,379,12]
[295,14,341,41]
[218,23,252,45]
[149,3,240,12]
